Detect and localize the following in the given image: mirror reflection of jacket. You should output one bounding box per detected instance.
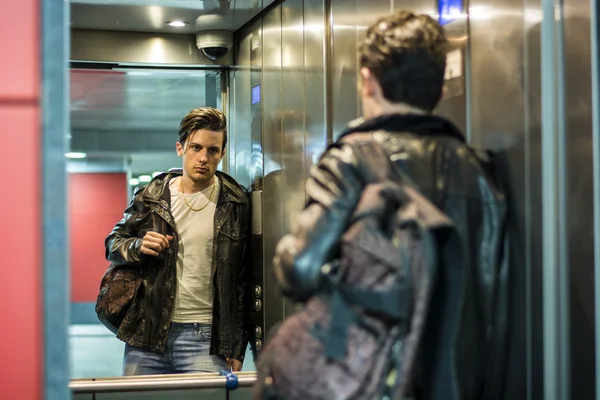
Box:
[273,113,509,399]
[105,170,251,362]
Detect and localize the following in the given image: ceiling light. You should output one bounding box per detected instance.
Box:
[166,21,188,27]
[65,152,87,159]
[138,175,152,183]
[129,178,140,186]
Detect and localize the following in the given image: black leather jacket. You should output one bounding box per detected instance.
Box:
[105,170,251,361]
[274,114,509,399]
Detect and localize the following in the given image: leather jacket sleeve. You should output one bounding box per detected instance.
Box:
[105,194,150,266]
[232,202,252,361]
[273,143,366,301]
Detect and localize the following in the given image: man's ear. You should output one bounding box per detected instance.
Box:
[360,67,376,98]
[176,142,184,157]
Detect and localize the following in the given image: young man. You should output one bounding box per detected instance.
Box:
[272,11,507,399]
[105,107,251,375]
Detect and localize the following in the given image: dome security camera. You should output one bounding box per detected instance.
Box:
[196,30,233,61]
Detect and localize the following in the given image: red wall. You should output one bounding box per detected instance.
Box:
[69,173,128,302]
[0,1,42,399]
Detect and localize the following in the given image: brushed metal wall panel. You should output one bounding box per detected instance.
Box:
[231,33,253,189]
[230,2,600,398]
[304,0,327,165]
[261,3,286,336]
[233,0,328,336]
[468,0,531,397]
[562,0,596,397]
[280,0,308,317]
[331,0,359,137]
[391,0,436,14]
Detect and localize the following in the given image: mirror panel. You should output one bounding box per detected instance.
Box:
[67,0,274,380]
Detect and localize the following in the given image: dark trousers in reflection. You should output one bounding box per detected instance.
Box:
[123,322,227,375]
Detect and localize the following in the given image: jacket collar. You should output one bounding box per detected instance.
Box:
[339,113,466,143]
[140,169,248,206]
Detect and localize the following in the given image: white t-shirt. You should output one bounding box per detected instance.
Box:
[169,176,220,324]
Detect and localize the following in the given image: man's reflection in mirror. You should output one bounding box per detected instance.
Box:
[103,107,252,375]
[261,110,317,316]
[263,110,315,236]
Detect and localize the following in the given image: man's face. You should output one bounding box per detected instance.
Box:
[176,129,225,185]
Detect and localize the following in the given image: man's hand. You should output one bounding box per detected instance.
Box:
[226,358,243,372]
[140,231,173,256]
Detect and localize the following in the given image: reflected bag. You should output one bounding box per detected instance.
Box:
[95,209,166,335]
[254,137,458,400]
[95,264,141,335]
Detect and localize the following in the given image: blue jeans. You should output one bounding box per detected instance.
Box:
[123,322,228,375]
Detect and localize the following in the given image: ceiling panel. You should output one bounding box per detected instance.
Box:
[71,0,273,33]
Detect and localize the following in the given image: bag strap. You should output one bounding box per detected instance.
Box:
[322,274,412,360]
[142,217,170,344]
[316,132,417,361]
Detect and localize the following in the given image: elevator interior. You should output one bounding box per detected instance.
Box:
[67,1,273,397]
[55,0,599,399]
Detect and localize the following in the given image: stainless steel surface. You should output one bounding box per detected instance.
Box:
[230,34,253,189]
[231,20,263,356]
[592,0,600,395]
[562,0,596,398]
[465,0,597,397]
[260,3,285,335]
[541,0,569,397]
[71,0,276,34]
[304,0,327,153]
[280,0,307,318]
[221,71,231,173]
[70,372,257,393]
[330,0,358,136]
[467,0,537,398]
[252,190,263,235]
[71,29,230,65]
[230,0,328,341]
[43,0,70,399]
[324,0,333,143]
[435,14,468,135]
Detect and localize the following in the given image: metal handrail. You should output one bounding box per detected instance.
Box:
[69,372,257,393]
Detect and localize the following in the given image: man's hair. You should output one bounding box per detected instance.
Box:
[178,107,228,149]
[359,11,450,111]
